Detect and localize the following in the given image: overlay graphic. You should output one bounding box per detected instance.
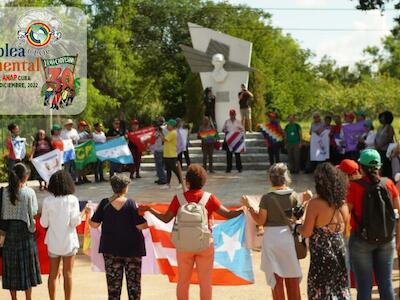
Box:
[0,7,87,115]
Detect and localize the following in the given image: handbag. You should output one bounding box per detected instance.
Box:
[271,196,307,260]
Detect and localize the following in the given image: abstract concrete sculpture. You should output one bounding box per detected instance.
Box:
[180,23,253,130]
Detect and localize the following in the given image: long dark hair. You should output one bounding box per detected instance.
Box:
[314,163,349,208]
[8,163,30,205]
[360,164,380,184]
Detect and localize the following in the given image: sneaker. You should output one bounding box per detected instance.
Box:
[136,174,142,179]
[225,170,231,173]
[160,184,170,190]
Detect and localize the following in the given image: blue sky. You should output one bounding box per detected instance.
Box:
[225,0,398,66]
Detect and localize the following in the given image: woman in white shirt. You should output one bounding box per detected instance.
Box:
[360,120,376,150]
[40,170,82,300]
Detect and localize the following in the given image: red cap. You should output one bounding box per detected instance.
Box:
[78,120,87,126]
[337,159,359,175]
[229,109,236,116]
[131,119,139,125]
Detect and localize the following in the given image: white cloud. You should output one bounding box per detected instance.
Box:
[315,10,391,66]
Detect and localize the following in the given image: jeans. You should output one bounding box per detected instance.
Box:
[349,234,395,300]
[154,151,166,183]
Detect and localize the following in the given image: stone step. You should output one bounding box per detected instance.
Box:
[189,138,266,148]
[145,146,268,156]
[141,152,272,163]
[189,131,263,140]
[140,162,270,171]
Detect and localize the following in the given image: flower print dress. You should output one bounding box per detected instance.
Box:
[307,209,351,300]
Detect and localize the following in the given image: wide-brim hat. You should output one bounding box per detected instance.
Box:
[64,119,74,126]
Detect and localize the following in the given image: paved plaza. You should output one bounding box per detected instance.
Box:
[0,170,397,299]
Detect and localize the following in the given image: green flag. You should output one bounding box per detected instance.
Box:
[74,140,97,170]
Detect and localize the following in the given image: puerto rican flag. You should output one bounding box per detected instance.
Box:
[86,203,255,285]
[226,131,246,153]
[144,208,254,285]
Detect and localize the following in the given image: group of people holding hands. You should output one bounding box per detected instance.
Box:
[3,146,399,300]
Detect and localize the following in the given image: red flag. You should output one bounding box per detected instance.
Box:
[127,126,156,152]
[0,217,50,275]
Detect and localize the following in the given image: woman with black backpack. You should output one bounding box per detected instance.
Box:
[347,149,400,300]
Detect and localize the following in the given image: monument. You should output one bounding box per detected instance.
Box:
[180,23,254,131]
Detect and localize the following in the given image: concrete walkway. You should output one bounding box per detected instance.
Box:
[0,170,397,299]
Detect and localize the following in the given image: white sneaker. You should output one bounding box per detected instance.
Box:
[176,184,182,189]
[160,184,170,190]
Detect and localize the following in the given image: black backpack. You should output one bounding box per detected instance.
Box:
[354,178,396,245]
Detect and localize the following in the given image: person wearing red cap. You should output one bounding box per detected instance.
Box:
[222,109,244,173]
[337,159,361,181]
[336,158,361,289]
[128,119,142,179]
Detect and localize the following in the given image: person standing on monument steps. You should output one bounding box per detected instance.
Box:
[203,87,216,128]
[223,109,244,173]
[238,83,253,132]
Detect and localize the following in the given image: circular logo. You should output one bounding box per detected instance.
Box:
[26,22,52,48]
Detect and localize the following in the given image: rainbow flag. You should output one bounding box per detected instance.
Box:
[259,122,284,148]
[199,128,218,138]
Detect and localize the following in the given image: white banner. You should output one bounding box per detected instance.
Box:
[31,149,63,183]
[310,129,330,162]
[12,137,26,160]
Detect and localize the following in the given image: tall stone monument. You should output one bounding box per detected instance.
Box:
[180,23,253,131]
